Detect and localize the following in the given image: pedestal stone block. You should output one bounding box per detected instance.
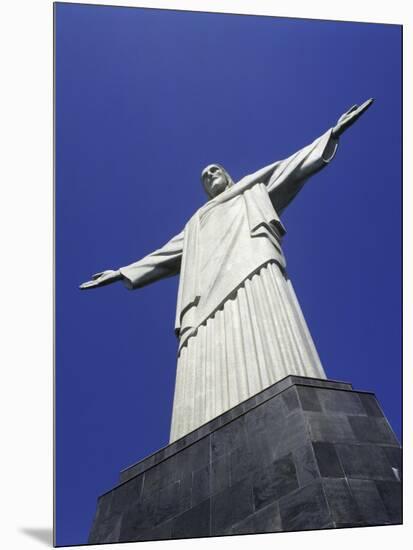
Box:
[88,375,402,544]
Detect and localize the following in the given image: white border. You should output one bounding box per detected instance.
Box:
[0,1,409,549]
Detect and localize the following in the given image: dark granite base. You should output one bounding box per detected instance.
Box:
[88,376,402,543]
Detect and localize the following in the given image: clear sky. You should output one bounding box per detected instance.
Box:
[55,3,401,546]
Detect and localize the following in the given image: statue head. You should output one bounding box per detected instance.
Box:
[201,164,234,198]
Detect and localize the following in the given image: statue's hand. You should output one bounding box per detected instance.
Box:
[79,269,122,290]
[332,98,374,138]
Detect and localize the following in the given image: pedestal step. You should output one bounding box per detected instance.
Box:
[89,375,402,543]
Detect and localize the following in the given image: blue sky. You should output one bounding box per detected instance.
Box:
[55,3,401,546]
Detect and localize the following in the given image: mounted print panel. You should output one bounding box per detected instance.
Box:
[54,2,402,546]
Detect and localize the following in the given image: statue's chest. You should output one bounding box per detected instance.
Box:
[197,195,257,279]
[199,194,244,231]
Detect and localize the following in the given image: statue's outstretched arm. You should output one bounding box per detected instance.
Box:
[263,98,374,213]
[80,230,184,291]
[264,127,339,213]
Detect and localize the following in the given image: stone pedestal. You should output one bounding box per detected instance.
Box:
[89,376,402,544]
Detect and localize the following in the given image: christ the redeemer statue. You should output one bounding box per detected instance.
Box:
[81,99,373,442]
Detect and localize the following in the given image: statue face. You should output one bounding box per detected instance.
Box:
[201,164,231,198]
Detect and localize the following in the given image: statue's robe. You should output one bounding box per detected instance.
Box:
[119,129,338,442]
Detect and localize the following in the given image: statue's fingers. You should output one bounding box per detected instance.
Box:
[337,104,358,124]
[92,271,105,280]
[79,280,97,289]
[345,104,359,115]
[347,98,374,125]
[358,97,374,113]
